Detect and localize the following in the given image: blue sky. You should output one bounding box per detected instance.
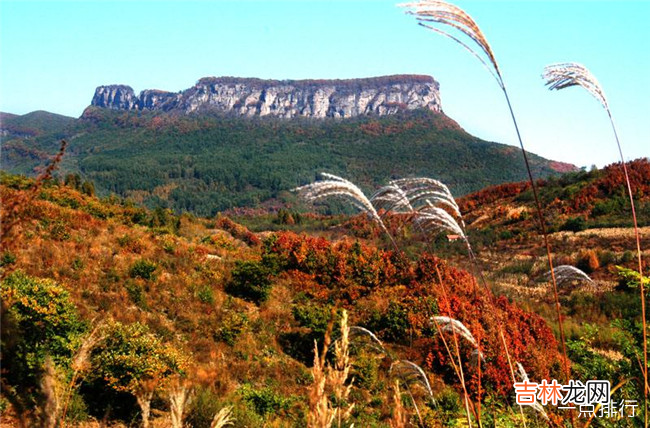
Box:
[1,0,648,168]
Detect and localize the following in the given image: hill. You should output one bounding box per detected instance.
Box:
[0,172,563,427]
[1,107,573,216]
[2,158,648,426]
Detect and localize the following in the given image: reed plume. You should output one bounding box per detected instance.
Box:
[349,326,389,355]
[544,62,648,424]
[546,265,593,289]
[210,406,235,428]
[294,173,399,251]
[390,379,407,428]
[370,184,414,214]
[401,0,571,388]
[415,203,467,245]
[307,310,354,428]
[389,177,462,219]
[389,360,435,426]
[515,362,549,421]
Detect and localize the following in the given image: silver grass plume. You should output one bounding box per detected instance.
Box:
[401,0,572,389]
[370,184,414,214]
[516,362,549,421]
[431,316,478,348]
[543,63,608,110]
[399,0,503,88]
[415,202,467,244]
[546,265,593,288]
[348,326,388,355]
[390,177,462,219]
[294,173,386,232]
[544,60,648,423]
[210,406,235,428]
[389,360,435,404]
[470,349,486,366]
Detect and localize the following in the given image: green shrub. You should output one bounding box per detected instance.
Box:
[366,302,410,343]
[0,272,87,404]
[239,384,291,417]
[196,285,215,304]
[129,259,157,280]
[215,312,249,346]
[615,266,650,291]
[620,250,635,263]
[185,387,223,428]
[124,280,147,309]
[560,216,587,232]
[225,260,272,304]
[0,251,16,267]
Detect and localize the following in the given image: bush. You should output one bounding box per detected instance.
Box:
[366,302,410,343]
[225,260,272,304]
[0,272,87,404]
[124,280,147,309]
[129,259,157,280]
[576,249,600,274]
[239,384,291,417]
[561,216,587,232]
[185,387,223,428]
[196,285,215,304]
[215,312,248,346]
[0,251,16,267]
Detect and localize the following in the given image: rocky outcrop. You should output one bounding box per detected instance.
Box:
[91,85,139,110]
[90,75,441,118]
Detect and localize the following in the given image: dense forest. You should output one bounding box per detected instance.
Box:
[1,108,572,216]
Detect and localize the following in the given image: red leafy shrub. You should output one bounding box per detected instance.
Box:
[459,182,531,213]
[214,216,260,246]
[263,232,562,395]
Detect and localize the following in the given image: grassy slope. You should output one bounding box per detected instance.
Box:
[1,174,563,426]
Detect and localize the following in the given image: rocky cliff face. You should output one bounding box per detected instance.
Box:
[90,75,441,118]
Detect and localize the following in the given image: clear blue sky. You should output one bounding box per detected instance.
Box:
[1,0,648,168]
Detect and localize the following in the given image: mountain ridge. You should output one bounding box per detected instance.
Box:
[0,107,577,216]
[91,74,442,118]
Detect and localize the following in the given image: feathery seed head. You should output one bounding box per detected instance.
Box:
[389,360,435,404]
[543,62,609,110]
[400,0,502,86]
[546,265,593,289]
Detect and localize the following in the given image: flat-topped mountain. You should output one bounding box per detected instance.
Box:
[91,75,442,118]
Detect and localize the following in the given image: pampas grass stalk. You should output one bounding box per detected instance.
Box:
[294,173,400,252]
[544,61,648,424]
[390,379,407,428]
[332,310,355,427]
[394,178,523,426]
[307,309,354,428]
[210,406,235,428]
[516,363,549,421]
[400,0,571,388]
[546,265,593,289]
[430,313,475,427]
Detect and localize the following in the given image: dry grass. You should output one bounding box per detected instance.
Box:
[307,310,354,428]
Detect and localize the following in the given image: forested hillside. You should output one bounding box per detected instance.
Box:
[1,108,573,216]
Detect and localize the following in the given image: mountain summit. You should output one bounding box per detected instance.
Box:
[91,75,442,118]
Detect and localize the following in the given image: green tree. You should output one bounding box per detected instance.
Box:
[80,180,95,197]
[91,321,188,428]
[0,272,87,413]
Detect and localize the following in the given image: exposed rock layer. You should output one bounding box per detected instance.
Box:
[91,75,441,118]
